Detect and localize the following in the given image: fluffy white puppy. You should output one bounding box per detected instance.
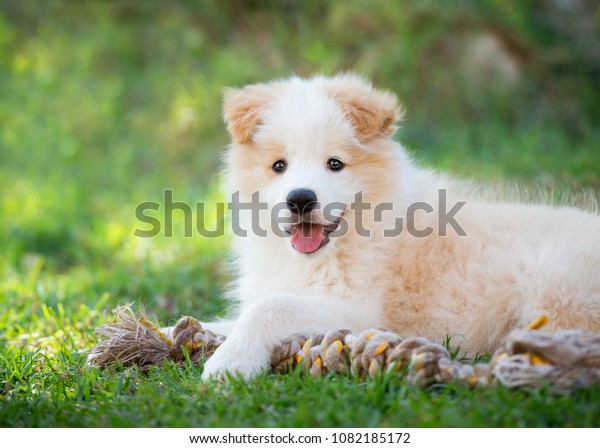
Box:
[199,73,600,380]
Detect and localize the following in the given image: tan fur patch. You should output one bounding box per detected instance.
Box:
[322,74,404,141]
[223,85,275,144]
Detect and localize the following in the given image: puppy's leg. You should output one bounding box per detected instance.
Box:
[201,294,381,380]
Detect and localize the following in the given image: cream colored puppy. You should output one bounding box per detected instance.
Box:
[199,73,600,380]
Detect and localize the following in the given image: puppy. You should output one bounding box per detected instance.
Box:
[199,73,600,380]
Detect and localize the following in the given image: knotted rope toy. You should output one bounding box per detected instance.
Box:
[87,307,600,394]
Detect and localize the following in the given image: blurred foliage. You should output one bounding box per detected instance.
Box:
[0,0,599,321]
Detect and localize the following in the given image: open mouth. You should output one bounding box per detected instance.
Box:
[285,218,341,254]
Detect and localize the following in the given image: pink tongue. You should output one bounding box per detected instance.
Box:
[291,223,324,253]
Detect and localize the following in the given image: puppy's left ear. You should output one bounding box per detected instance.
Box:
[325,75,404,142]
[223,84,273,144]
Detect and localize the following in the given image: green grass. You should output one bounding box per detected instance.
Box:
[1,0,600,428]
[2,341,600,427]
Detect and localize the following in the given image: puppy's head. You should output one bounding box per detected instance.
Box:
[223,73,404,254]
[224,73,402,145]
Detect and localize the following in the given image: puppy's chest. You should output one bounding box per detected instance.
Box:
[242,254,385,301]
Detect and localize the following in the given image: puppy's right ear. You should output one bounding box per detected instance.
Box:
[223,85,273,144]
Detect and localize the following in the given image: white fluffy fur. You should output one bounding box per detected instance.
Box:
[200,73,600,380]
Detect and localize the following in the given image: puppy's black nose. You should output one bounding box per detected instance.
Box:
[286,188,318,215]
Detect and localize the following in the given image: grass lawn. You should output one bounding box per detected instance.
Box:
[1,1,599,428]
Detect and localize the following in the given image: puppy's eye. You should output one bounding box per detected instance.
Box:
[272,160,287,173]
[327,158,344,172]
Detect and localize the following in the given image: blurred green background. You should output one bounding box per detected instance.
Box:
[1,0,599,332]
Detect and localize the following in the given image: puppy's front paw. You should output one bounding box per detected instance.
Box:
[201,340,270,381]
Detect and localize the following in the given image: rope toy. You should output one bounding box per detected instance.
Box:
[87,306,600,394]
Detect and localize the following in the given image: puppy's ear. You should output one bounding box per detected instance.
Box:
[325,74,403,141]
[223,85,273,144]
